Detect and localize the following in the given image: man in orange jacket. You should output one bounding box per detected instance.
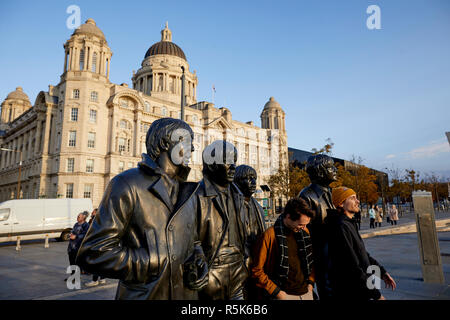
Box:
[251,198,316,300]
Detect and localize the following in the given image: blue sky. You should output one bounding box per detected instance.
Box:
[1,0,449,179]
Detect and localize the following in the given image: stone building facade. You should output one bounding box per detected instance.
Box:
[0,19,288,207]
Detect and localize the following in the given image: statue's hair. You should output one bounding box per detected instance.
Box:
[305,154,334,180]
[145,118,193,161]
[234,165,257,183]
[202,140,237,173]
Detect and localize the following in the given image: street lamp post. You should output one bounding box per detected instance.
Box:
[1,148,23,199]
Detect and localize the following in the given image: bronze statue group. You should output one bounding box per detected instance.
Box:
[75,118,396,300]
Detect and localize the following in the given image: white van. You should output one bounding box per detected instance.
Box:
[0,198,93,243]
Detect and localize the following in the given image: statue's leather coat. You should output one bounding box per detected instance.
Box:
[76,154,201,300]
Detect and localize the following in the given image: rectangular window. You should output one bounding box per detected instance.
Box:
[87,132,96,148]
[128,162,133,168]
[67,158,74,172]
[90,91,98,102]
[70,108,78,121]
[118,138,126,152]
[89,109,97,123]
[118,161,124,173]
[83,184,93,199]
[86,159,94,173]
[73,89,79,99]
[66,183,74,198]
[68,131,76,147]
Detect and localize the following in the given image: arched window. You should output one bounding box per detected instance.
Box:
[79,49,85,70]
[92,52,97,72]
[105,58,109,77]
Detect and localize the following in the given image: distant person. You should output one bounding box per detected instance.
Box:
[326,187,396,300]
[375,205,383,228]
[389,205,399,226]
[66,211,89,279]
[251,198,316,300]
[354,210,361,230]
[85,208,106,287]
[369,205,376,229]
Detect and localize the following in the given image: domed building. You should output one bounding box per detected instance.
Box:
[0,87,32,129]
[0,19,288,208]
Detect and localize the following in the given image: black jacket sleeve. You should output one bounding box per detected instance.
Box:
[331,224,381,300]
[76,175,152,283]
[367,253,387,276]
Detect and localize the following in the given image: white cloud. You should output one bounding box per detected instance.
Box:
[407,139,450,159]
[385,154,396,159]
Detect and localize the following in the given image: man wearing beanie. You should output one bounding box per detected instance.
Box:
[325,187,396,300]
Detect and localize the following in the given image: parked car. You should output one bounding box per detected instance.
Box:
[0,198,93,243]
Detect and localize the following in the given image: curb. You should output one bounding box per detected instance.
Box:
[360,218,450,239]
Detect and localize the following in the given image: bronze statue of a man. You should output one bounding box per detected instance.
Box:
[298,154,337,300]
[76,118,208,300]
[233,164,267,299]
[196,140,247,300]
[233,165,266,267]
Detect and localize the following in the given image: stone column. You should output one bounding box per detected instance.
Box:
[22,132,27,161]
[41,110,52,155]
[164,73,168,92]
[34,117,42,155]
[134,112,141,157]
[64,50,68,72]
[99,51,104,75]
[12,138,18,164]
[143,76,147,95]
[412,190,445,284]
[109,109,115,154]
[28,130,33,160]
[107,57,111,79]
[85,46,90,71]
[69,47,73,70]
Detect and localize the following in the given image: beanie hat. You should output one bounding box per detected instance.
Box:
[332,187,356,208]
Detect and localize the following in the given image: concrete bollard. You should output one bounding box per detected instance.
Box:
[16,237,21,251]
[44,234,49,248]
[412,190,445,284]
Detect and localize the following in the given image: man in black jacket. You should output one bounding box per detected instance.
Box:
[326,187,396,300]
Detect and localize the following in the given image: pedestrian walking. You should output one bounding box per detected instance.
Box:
[66,211,89,280]
[389,204,399,226]
[375,205,383,228]
[251,198,316,300]
[326,187,396,300]
[85,208,107,287]
[369,205,376,229]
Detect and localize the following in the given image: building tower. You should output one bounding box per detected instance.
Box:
[61,18,113,82]
[260,97,286,131]
[0,87,32,129]
[132,22,198,106]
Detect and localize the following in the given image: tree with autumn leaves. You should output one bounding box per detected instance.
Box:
[268,140,380,208]
[267,140,449,214]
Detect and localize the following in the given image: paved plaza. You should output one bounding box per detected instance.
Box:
[0,225,449,300]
